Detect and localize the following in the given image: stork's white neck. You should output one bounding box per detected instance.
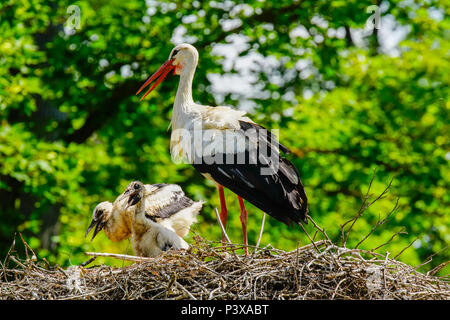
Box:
[173,61,197,115]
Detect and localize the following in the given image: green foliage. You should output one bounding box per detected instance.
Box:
[0,0,448,275]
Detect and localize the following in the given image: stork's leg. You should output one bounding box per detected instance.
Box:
[217,185,228,246]
[237,196,248,255]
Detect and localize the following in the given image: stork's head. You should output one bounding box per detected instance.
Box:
[124,180,145,208]
[136,43,199,100]
[85,201,113,241]
[169,43,199,76]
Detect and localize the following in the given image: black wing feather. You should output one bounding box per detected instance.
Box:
[145,184,195,220]
[194,121,308,226]
[239,120,291,154]
[153,196,194,219]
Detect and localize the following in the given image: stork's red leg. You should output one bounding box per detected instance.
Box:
[217,185,228,245]
[237,195,248,255]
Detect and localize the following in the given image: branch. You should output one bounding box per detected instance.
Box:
[414,245,449,272]
[255,213,266,249]
[214,208,232,245]
[427,261,450,276]
[370,226,407,252]
[342,171,395,247]
[340,168,377,246]
[84,252,154,262]
[393,237,419,260]
[355,197,400,249]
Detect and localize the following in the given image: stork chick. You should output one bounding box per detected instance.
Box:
[85,199,132,242]
[127,181,189,257]
[85,183,203,242]
[142,183,204,238]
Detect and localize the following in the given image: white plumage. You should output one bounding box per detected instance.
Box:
[85,182,203,244]
[139,183,204,238]
[126,181,189,257]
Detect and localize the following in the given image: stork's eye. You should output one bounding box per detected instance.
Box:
[172,49,179,57]
[97,209,104,215]
[134,184,140,190]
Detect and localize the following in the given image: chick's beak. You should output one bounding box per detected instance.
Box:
[136,58,175,101]
[85,218,106,242]
[117,188,131,202]
[127,191,141,207]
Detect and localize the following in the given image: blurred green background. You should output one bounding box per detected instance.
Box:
[0,0,448,275]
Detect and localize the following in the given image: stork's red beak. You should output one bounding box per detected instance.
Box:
[136,59,175,101]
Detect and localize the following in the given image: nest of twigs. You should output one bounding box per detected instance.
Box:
[1,235,448,300]
[2,175,449,300]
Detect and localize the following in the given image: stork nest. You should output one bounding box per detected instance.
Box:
[3,176,447,300]
[1,236,448,300]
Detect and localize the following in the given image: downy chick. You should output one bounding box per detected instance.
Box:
[126,181,189,257]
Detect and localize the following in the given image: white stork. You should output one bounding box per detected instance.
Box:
[126,181,189,257]
[85,182,203,242]
[136,43,309,254]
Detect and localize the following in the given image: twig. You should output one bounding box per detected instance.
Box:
[382,252,390,298]
[393,237,419,260]
[307,216,332,243]
[331,278,346,300]
[3,233,16,268]
[79,257,97,267]
[301,217,341,267]
[19,233,37,262]
[415,246,449,271]
[342,173,395,247]
[297,221,321,254]
[427,261,450,277]
[9,256,27,270]
[289,240,328,254]
[214,208,240,260]
[341,169,377,246]
[214,208,232,245]
[84,252,154,262]
[255,213,266,249]
[175,281,197,300]
[355,198,400,249]
[370,226,407,252]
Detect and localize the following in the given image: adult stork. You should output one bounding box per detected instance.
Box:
[136,43,309,253]
[85,182,203,242]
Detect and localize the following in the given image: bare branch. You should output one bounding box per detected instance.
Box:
[393,237,419,260]
[307,216,332,243]
[427,261,450,276]
[355,197,400,249]
[342,171,395,247]
[297,221,322,254]
[341,168,377,246]
[370,226,407,252]
[415,245,449,271]
[255,213,266,249]
[84,252,155,262]
[214,208,232,245]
